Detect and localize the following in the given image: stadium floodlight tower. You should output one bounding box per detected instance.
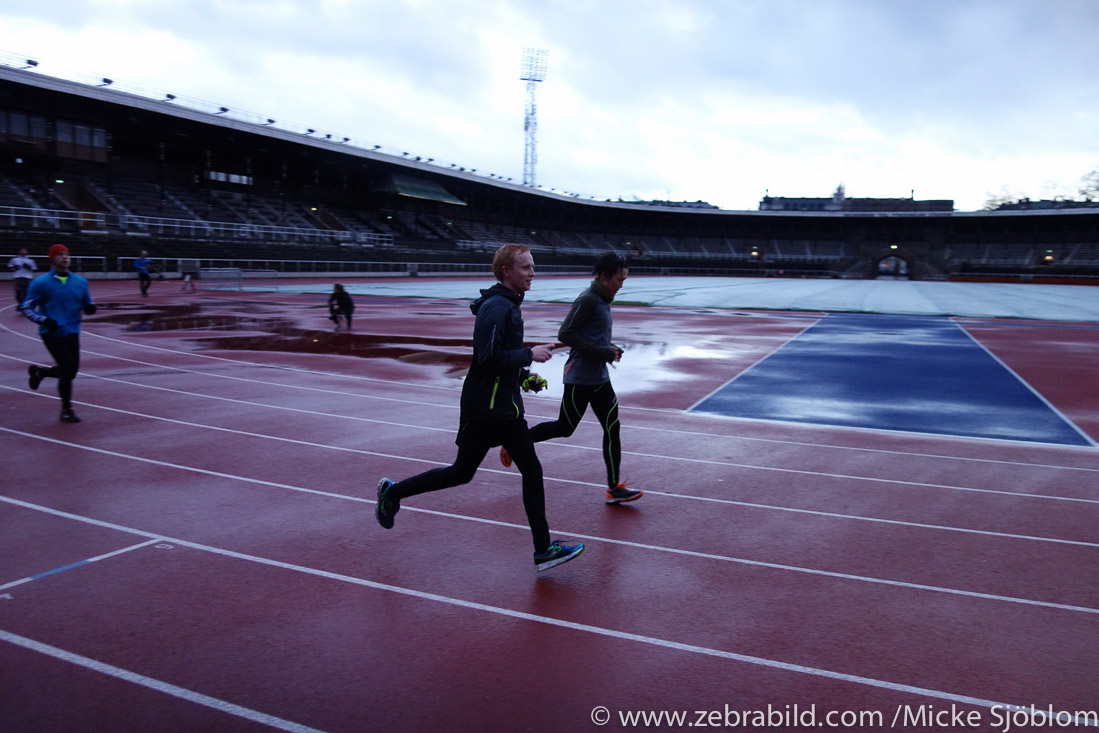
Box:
[520,47,548,188]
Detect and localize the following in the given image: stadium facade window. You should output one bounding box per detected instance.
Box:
[9,112,27,137]
[52,120,105,161]
[56,120,73,158]
[91,128,107,162]
[205,170,253,186]
[3,113,49,151]
[73,124,94,161]
[29,115,46,140]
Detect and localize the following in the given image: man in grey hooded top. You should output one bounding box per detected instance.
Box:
[503,252,642,505]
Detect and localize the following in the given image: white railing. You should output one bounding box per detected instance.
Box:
[0,205,393,247]
[0,254,108,272]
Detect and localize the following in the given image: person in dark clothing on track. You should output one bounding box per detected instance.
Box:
[375,244,585,571]
[22,244,97,423]
[502,252,642,504]
[134,250,155,297]
[328,283,355,331]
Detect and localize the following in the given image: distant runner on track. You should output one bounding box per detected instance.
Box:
[21,244,97,423]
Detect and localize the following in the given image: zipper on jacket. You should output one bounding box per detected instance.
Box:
[489,376,500,409]
[512,367,523,417]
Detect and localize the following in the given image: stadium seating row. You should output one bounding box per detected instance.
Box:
[1,168,1096,278]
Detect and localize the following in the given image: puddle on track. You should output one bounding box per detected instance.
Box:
[92,303,741,397]
[95,303,474,375]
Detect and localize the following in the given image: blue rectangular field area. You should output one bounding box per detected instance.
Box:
[691,314,1090,446]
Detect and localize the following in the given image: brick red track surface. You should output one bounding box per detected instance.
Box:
[2,280,1097,732]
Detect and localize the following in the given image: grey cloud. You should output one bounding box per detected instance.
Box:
[530,0,1099,142]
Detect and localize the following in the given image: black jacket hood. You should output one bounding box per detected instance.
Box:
[470,283,524,315]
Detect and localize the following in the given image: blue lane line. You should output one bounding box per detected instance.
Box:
[691,313,1092,446]
[28,560,91,581]
[1,560,93,591]
[2,539,165,592]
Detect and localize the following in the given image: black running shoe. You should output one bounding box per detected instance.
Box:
[375,478,399,529]
[59,408,81,423]
[534,540,584,571]
[27,365,42,391]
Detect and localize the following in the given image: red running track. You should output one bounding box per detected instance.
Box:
[1,279,1098,732]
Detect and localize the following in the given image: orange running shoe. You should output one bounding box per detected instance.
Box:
[606,482,642,504]
[499,446,512,467]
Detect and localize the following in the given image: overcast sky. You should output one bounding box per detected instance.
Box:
[4,0,1098,211]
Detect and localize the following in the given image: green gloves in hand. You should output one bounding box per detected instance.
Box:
[522,375,549,393]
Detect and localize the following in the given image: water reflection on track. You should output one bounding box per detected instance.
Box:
[96,303,474,375]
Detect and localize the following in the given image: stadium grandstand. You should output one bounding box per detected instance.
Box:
[1,63,1097,284]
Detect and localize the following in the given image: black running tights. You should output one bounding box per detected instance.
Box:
[530,381,621,488]
[40,333,80,409]
[388,418,551,553]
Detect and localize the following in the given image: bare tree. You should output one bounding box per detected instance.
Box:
[1080,169,1099,200]
[982,186,1024,210]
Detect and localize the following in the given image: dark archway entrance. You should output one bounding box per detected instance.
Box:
[875,255,910,279]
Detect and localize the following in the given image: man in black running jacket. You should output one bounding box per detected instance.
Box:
[374,244,585,572]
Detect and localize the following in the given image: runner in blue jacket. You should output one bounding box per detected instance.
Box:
[22,244,96,423]
[375,244,585,571]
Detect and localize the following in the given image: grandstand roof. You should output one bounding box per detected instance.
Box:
[3,64,1099,230]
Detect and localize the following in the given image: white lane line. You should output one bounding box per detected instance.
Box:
[0,539,164,592]
[671,406,1099,453]
[58,316,464,393]
[685,317,820,412]
[683,313,1099,450]
[4,380,1094,507]
[623,418,1099,472]
[79,376,454,434]
[3,418,1099,552]
[0,425,413,499]
[954,321,1098,448]
[0,629,325,733]
[4,329,1096,471]
[0,496,1094,727]
[2,439,1098,615]
[0,340,459,411]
